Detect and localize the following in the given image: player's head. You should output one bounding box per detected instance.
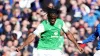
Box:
[47,8,58,25]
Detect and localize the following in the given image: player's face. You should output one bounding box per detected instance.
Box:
[48,13,57,25]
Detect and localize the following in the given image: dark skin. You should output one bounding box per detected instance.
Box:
[16,13,83,53]
[48,13,58,25]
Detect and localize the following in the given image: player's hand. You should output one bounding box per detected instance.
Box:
[77,41,84,53]
[77,46,84,53]
[16,45,24,52]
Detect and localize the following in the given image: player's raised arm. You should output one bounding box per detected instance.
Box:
[16,33,36,52]
[16,23,44,52]
[62,20,83,52]
[65,31,83,52]
[77,24,99,44]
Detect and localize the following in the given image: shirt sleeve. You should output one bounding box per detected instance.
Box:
[83,31,98,43]
[33,24,45,37]
[62,22,69,33]
[83,25,99,43]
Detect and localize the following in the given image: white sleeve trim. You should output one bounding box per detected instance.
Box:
[62,22,69,33]
[33,24,44,37]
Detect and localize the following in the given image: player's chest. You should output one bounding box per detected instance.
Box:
[44,23,62,31]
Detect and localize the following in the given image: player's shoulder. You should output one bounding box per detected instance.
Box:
[56,18,64,23]
[41,20,47,24]
[57,18,63,21]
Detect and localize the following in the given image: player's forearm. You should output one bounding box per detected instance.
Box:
[22,33,36,47]
[66,31,79,48]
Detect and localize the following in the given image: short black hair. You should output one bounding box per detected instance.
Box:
[47,8,61,15]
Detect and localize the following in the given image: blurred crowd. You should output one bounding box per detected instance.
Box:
[0,0,100,56]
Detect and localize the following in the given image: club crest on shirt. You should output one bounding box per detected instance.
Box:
[54,31,58,35]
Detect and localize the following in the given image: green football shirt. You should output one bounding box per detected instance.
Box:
[34,18,69,50]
